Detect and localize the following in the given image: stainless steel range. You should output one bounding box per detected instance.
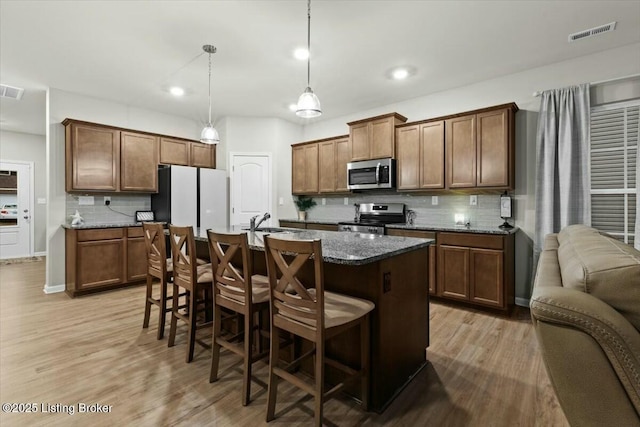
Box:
[338,203,406,235]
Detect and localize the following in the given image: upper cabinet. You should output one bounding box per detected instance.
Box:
[396,121,445,190]
[66,122,120,192]
[120,132,158,192]
[64,119,215,193]
[292,135,349,195]
[348,113,407,161]
[445,106,515,190]
[292,143,319,195]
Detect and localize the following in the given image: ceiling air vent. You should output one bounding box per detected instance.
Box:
[0,84,24,100]
[568,22,617,42]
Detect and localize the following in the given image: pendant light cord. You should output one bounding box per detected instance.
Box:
[207,52,213,126]
[306,0,311,87]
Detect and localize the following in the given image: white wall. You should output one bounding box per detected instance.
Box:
[45,88,201,293]
[293,42,640,302]
[216,117,302,224]
[0,131,47,254]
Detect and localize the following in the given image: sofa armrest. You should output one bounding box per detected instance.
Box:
[531,287,640,421]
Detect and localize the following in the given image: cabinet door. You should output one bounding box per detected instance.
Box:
[477,109,509,188]
[318,140,336,193]
[429,245,437,295]
[446,115,476,188]
[292,146,305,194]
[437,245,469,300]
[470,248,504,308]
[159,137,190,165]
[420,121,445,189]
[67,123,120,191]
[126,236,148,282]
[396,125,420,190]
[335,137,350,192]
[76,239,125,289]
[350,122,370,161]
[370,117,394,159]
[120,132,158,192]
[191,142,216,168]
[304,143,319,193]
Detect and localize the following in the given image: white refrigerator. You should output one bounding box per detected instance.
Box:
[151,165,228,229]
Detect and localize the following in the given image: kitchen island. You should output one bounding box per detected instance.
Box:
[192,226,433,413]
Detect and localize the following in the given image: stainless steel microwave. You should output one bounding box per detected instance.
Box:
[347,158,396,190]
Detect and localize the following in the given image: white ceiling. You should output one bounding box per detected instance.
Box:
[1,0,639,136]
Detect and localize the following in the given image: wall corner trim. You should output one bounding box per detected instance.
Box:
[515,297,530,307]
[43,283,66,294]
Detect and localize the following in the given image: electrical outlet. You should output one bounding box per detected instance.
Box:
[104,196,111,206]
[344,197,349,205]
[470,195,478,206]
[278,197,284,206]
[432,196,438,206]
[322,198,326,205]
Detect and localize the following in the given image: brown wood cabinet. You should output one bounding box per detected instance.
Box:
[291,142,319,195]
[278,221,307,229]
[190,142,216,168]
[386,229,437,295]
[120,132,158,192]
[445,106,514,190]
[279,220,338,231]
[437,232,514,310]
[396,121,445,190]
[65,122,120,192]
[65,226,147,297]
[348,113,407,161]
[312,135,350,194]
[335,137,351,192]
[159,137,190,166]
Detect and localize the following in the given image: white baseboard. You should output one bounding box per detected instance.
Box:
[515,297,530,307]
[34,251,46,257]
[43,283,66,294]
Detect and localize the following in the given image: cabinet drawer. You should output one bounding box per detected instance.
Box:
[306,223,339,231]
[279,221,306,229]
[77,228,124,242]
[386,229,436,239]
[438,232,503,249]
[127,227,144,238]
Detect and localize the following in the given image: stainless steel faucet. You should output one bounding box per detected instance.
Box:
[250,212,271,231]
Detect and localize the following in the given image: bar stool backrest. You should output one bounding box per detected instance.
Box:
[168,225,198,292]
[143,222,168,276]
[207,231,253,304]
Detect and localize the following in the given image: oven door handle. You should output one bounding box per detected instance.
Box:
[375,162,381,185]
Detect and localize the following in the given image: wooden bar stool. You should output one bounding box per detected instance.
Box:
[263,236,374,426]
[167,225,214,363]
[207,231,271,406]
[142,222,173,340]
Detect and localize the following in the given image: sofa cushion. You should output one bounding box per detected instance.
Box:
[557,224,640,331]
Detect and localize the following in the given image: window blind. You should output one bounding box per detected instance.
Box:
[590,102,639,245]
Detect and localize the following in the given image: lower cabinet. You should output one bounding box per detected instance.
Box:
[438,232,513,310]
[386,229,437,295]
[66,226,147,297]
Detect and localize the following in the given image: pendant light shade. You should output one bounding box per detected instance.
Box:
[296,87,321,118]
[201,44,220,144]
[296,0,322,118]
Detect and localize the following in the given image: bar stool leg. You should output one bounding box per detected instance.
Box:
[242,310,254,406]
[143,274,152,329]
[314,340,324,427]
[186,289,197,363]
[168,283,179,347]
[361,314,370,411]
[209,301,222,383]
[266,325,281,422]
[157,274,168,340]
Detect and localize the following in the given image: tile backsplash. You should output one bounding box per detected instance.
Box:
[66,194,151,225]
[304,193,507,228]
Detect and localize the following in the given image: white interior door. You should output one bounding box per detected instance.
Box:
[230,153,271,226]
[0,161,33,259]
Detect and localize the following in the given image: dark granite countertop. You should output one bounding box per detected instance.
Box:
[61,222,147,229]
[192,226,433,266]
[386,223,518,235]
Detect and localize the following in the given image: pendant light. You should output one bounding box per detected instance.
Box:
[296,0,322,118]
[200,44,220,144]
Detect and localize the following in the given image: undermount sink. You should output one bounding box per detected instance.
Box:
[242,227,297,233]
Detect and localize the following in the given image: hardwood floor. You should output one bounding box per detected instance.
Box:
[0,260,568,426]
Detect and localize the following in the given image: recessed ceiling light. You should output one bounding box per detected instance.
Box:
[169,86,185,96]
[288,103,298,112]
[392,68,409,80]
[293,48,309,61]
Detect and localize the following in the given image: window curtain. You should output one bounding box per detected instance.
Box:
[534,84,591,267]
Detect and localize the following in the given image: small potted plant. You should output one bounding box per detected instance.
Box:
[294,195,316,221]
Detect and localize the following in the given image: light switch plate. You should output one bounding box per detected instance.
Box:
[322,198,326,205]
[344,197,349,205]
[278,197,284,206]
[78,196,94,205]
[37,198,46,205]
[432,196,438,206]
[469,195,477,206]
